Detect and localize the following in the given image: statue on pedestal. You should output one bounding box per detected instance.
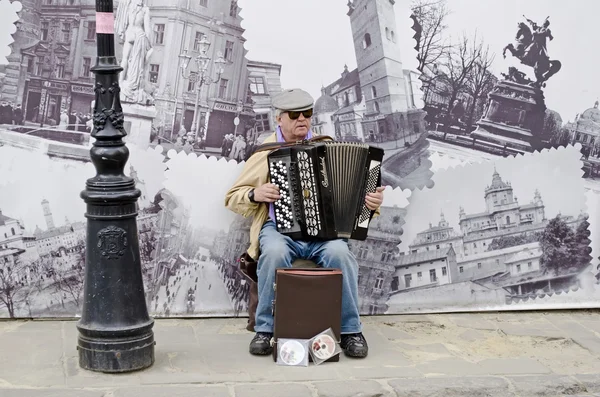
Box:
[115,0,154,105]
[502,16,561,88]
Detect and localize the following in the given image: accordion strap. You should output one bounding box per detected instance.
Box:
[251,135,332,155]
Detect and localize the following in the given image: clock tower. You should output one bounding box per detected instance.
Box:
[347,0,423,140]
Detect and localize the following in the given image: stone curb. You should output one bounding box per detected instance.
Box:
[0,375,598,397]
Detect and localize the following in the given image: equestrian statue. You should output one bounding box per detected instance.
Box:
[502,16,561,88]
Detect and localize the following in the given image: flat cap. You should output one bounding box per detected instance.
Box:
[272,88,314,112]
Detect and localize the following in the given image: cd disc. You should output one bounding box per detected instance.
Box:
[311,334,336,360]
[279,340,306,366]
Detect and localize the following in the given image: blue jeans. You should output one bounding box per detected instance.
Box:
[254,220,362,334]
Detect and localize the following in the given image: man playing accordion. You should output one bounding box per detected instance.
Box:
[225,88,385,358]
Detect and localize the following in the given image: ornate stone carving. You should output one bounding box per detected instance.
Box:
[97,225,128,259]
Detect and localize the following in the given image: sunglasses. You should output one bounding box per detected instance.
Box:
[287,109,313,120]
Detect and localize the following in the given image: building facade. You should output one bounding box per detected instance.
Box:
[143,0,254,147]
[0,0,42,105]
[8,0,255,147]
[568,101,600,154]
[347,0,425,142]
[349,205,405,314]
[391,247,458,293]
[312,0,425,144]
[245,59,282,143]
[458,169,546,238]
[407,212,464,256]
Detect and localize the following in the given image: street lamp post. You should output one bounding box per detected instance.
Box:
[178,38,226,140]
[77,0,155,373]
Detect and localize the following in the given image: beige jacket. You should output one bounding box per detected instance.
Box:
[224,132,380,260]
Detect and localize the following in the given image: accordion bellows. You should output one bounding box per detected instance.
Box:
[268,141,384,241]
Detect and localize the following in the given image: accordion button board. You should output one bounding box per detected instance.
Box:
[267,142,384,241]
[269,160,297,231]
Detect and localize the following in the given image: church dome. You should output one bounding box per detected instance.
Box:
[580,101,600,123]
[314,87,339,114]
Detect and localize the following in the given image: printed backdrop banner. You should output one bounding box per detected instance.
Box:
[0,0,598,319]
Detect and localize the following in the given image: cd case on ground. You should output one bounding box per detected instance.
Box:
[276,338,310,367]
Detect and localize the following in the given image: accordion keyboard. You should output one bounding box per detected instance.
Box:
[269,160,294,230]
[296,151,321,236]
[358,162,381,226]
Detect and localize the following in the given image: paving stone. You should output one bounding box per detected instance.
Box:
[315,380,389,397]
[546,318,600,338]
[416,358,550,376]
[136,345,253,384]
[477,358,551,375]
[389,376,515,397]
[19,320,64,332]
[336,364,421,380]
[458,329,486,342]
[574,374,600,393]
[394,342,452,356]
[0,327,65,387]
[153,323,198,345]
[507,375,589,396]
[0,390,105,397]
[378,325,416,340]
[369,314,434,324]
[415,358,487,376]
[572,336,600,355]
[578,320,600,334]
[113,385,230,397]
[448,314,499,331]
[497,323,566,339]
[235,383,312,397]
[64,356,143,388]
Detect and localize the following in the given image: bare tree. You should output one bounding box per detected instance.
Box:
[439,33,484,139]
[50,240,85,308]
[410,0,450,73]
[0,252,27,318]
[464,40,496,131]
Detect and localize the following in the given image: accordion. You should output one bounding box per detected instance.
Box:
[267,141,384,241]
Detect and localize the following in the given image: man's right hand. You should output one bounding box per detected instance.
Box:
[253,183,280,203]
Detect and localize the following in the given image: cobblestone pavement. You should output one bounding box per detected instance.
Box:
[1,311,599,396]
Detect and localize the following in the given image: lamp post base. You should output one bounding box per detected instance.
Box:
[77,321,155,373]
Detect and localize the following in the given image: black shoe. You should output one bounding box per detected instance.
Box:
[340,333,368,358]
[249,332,273,355]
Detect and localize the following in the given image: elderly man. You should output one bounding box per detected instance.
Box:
[224,88,385,358]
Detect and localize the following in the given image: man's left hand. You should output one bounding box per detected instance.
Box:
[365,186,385,211]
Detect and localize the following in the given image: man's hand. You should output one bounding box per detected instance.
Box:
[365,186,385,211]
[253,183,280,203]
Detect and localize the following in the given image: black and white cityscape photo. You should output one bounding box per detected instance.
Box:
[390,144,597,313]
[1,0,599,320]
[0,0,271,163]
[409,0,600,191]
[239,0,433,191]
[240,0,600,191]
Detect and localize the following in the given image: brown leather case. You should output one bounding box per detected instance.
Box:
[272,268,342,362]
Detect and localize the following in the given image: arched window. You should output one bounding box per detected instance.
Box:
[371,86,377,98]
[391,30,395,42]
[506,215,510,225]
[362,33,371,49]
[385,27,390,40]
[11,227,15,235]
[374,101,380,113]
